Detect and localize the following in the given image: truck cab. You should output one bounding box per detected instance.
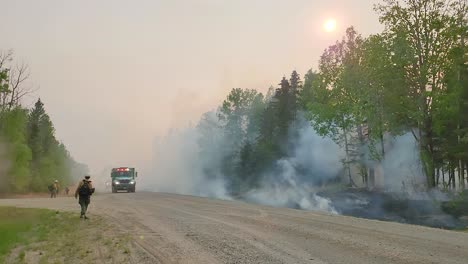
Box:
[111,167,137,193]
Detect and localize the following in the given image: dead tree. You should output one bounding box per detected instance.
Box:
[0,50,34,113]
[7,62,31,109]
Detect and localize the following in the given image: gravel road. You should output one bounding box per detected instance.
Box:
[1,192,467,264]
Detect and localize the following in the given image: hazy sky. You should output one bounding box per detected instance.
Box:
[1,0,382,175]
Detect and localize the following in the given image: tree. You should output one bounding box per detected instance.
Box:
[0,51,32,114]
[25,98,77,191]
[306,27,366,187]
[27,98,46,164]
[0,107,31,192]
[0,51,86,194]
[300,70,319,107]
[217,88,266,191]
[375,0,466,187]
[219,88,260,146]
[289,70,302,121]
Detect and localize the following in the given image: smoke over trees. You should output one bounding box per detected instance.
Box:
[165,0,467,199]
[0,51,87,193]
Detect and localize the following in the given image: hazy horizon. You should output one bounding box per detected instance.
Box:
[1,0,382,176]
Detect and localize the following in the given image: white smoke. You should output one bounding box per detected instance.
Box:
[377,133,455,203]
[142,113,343,214]
[381,133,426,193]
[141,113,231,200]
[142,111,462,228]
[245,123,342,214]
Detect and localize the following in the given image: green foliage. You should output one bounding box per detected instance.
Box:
[219,88,265,145]
[373,0,467,187]
[301,0,468,189]
[0,52,86,193]
[0,108,31,192]
[0,98,82,193]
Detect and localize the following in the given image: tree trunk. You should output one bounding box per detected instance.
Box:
[418,113,435,189]
[459,161,465,189]
[448,166,452,189]
[466,161,468,187]
[342,126,356,187]
[356,124,368,187]
[442,167,446,189]
[450,164,456,189]
[369,167,375,188]
[360,165,369,188]
[459,9,466,190]
[379,130,385,186]
[420,145,435,188]
[344,142,354,187]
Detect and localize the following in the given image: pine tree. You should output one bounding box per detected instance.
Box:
[27,98,45,164]
[289,70,302,121]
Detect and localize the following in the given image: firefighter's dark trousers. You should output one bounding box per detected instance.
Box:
[78,196,90,216]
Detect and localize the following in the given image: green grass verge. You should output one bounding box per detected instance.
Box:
[0,206,84,263]
[0,207,51,261]
[0,206,138,263]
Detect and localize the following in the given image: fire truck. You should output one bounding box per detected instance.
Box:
[111,167,138,193]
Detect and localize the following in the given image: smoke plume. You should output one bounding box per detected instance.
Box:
[143,114,343,214]
[141,113,231,200]
[244,123,342,214]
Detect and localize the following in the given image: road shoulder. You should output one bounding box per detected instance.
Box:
[0,206,154,264]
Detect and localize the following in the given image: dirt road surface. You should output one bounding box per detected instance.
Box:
[1,192,467,264]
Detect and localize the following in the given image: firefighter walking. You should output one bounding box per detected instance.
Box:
[75,175,95,219]
[49,180,59,198]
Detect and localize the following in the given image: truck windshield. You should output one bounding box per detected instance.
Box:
[112,171,133,178]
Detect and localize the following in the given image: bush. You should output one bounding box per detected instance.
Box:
[441,191,468,218]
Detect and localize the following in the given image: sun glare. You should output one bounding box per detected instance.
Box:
[324,19,337,32]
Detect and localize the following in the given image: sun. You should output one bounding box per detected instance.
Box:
[323,19,337,32]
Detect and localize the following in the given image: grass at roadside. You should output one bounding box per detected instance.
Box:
[0,207,53,262]
[0,206,147,264]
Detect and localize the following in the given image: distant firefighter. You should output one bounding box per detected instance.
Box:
[49,180,59,198]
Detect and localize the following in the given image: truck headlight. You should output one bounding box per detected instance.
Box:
[114,181,120,185]
[130,181,135,184]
